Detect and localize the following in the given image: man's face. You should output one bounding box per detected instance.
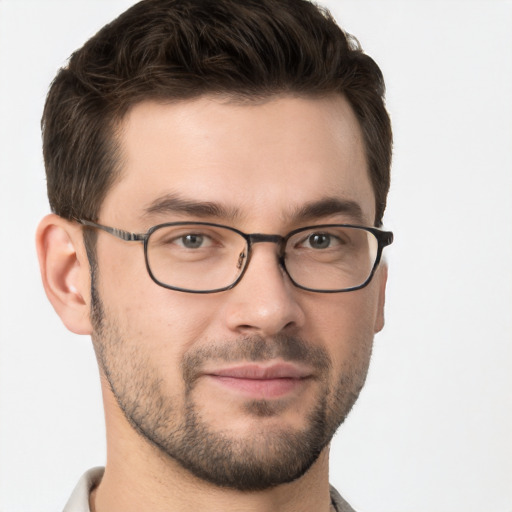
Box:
[90,95,386,490]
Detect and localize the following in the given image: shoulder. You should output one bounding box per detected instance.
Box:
[330,485,357,512]
[62,467,104,512]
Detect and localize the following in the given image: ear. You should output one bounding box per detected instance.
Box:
[373,263,388,333]
[36,214,93,335]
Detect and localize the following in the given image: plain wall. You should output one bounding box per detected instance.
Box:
[0,1,511,511]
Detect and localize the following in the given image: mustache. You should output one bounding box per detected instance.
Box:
[181,334,332,387]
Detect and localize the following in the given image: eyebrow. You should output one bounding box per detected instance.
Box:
[291,197,365,224]
[143,193,241,221]
[143,193,365,225]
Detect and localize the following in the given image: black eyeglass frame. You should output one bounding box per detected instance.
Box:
[78,219,393,294]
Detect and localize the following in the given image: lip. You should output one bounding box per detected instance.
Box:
[208,362,312,379]
[202,362,313,399]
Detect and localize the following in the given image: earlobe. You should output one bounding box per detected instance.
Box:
[36,214,93,335]
[374,263,388,333]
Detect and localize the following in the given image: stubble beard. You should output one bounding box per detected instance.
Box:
[89,276,371,491]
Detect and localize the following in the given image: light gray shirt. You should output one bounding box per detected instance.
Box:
[63,467,356,512]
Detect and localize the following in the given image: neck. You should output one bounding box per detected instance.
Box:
[92,454,333,512]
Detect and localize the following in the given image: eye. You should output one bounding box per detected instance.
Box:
[176,233,211,249]
[303,232,339,249]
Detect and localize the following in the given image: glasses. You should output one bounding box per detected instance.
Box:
[78,220,393,294]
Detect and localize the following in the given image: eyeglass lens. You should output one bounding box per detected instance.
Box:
[145,224,379,293]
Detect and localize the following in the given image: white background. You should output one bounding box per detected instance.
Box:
[0,1,511,511]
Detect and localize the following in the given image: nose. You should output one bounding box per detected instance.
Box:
[222,243,306,336]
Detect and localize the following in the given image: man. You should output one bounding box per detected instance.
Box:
[36,0,393,510]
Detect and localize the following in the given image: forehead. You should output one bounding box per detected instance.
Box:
[102,94,375,227]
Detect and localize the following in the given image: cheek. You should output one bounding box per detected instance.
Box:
[99,275,222,364]
[303,288,379,370]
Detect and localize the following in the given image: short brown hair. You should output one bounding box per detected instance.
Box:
[42,0,392,225]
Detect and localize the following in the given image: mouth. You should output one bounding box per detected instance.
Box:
[202,362,314,399]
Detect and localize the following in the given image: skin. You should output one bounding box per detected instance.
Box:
[37,94,387,512]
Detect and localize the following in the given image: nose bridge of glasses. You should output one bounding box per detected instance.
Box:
[247,233,285,245]
[247,233,287,256]
[243,233,287,268]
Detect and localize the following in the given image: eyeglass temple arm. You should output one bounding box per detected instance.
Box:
[77,219,146,242]
[381,231,393,247]
[369,227,393,248]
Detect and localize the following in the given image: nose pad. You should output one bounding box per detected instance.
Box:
[236,251,246,270]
